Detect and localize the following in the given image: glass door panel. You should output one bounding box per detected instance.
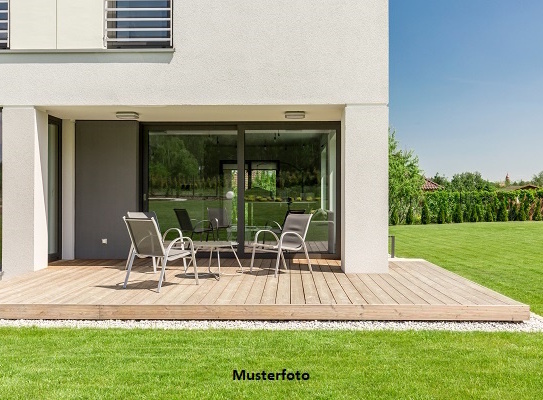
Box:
[148,130,238,241]
[244,129,337,253]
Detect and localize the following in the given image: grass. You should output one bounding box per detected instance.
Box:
[389,221,543,315]
[1,328,542,400]
[150,199,329,242]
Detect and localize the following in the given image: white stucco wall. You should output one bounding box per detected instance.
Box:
[57,1,105,49]
[341,105,389,273]
[1,107,49,279]
[0,0,388,108]
[10,0,57,49]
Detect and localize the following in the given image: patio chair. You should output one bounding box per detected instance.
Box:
[207,207,232,240]
[125,211,161,272]
[123,216,198,292]
[249,213,313,278]
[174,208,214,241]
[262,209,306,243]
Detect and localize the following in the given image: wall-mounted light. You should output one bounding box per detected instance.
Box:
[116,111,140,120]
[284,111,306,119]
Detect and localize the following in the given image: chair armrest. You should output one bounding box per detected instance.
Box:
[279,231,305,248]
[166,236,196,256]
[264,220,282,231]
[253,229,280,244]
[193,219,213,230]
[162,228,183,241]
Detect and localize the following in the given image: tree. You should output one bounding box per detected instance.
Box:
[450,172,496,192]
[533,198,542,221]
[532,171,543,187]
[421,200,430,224]
[389,129,424,224]
[431,172,450,188]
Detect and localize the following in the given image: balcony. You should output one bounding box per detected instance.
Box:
[104,0,172,49]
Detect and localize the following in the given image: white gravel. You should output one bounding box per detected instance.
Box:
[1,313,543,332]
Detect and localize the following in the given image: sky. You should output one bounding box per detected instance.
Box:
[390,0,543,182]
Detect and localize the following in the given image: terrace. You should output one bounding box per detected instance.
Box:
[0,257,529,321]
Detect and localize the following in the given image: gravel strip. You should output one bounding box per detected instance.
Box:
[1,313,543,332]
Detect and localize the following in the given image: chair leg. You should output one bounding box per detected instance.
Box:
[192,253,199,285]
[274,250,283,278]
[125,245,134,270]
[280,251,288,271]
[123,251,136,288]
[303,243,312,273]
[152,257,157,273]
[250,244,257,272]
[157,257,168,293]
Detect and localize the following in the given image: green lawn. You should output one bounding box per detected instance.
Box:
[389,221,543,315]
[1,328,542,400]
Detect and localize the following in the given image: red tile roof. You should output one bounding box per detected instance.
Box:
[422,178,443,191]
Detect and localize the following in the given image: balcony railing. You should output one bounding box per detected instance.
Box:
[0,0,8,49]
[104,0,172,49]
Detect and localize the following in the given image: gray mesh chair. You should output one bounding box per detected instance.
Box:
[125,211,161,272]
[123,216,198,292]
[249,213,313,277]
[174,208,213,241]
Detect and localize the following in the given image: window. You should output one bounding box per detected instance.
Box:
[0,0,8,50]
[105,1,172,49]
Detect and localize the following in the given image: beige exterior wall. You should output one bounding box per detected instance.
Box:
[10,0,57,49]
[57,1,104,49]
[1,107,49,279]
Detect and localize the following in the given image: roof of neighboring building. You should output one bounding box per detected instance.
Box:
[422,178,444,191]
[500,184,540,191]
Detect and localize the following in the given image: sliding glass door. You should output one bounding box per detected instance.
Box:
[146,128,238,241]
[143,123,339,256]
[244,129,337,253]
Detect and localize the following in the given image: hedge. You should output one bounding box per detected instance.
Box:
[398,189,543,225]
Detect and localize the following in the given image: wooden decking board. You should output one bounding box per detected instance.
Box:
[244,260,271,304]
[415,260,524,305]
[45,267,121,305]
[229,258,263,305]
[390,262,461,305]
[300,265,321,305]
[356,274,398,304]
[290,261,306,305]
[370,274,414,305]
[329,261,368,305]
[393,262,477,305]
[408,261,507,306]
[388,266,444,305]
[344,274,381,304]
[377,273,429,305]
[319,262,352,305]
[0,258,529,321]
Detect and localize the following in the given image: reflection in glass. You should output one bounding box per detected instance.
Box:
[148,131,238,241]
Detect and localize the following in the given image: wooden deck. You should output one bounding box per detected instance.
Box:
[0,258,529,321]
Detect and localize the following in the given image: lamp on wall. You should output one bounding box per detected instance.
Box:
[284,111,306,119]
[116,111,140,120]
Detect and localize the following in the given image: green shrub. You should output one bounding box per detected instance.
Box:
[405,206,414,225]
[453,201,463,223]
[421,200,430,225]
[533,199,542,221]
[437,207,446,224]
[390,208,399,225]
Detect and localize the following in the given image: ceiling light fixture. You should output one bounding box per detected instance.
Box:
[116,111,140,120]
[284,111,306,119]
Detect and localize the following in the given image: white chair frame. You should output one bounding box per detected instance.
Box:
[123,217,198,292]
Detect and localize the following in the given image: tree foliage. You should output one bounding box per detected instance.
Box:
[532,171,543,187]
[450,172,496,192]
[389,130,424,224]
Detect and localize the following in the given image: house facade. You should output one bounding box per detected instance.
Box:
[0,0,389,279]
